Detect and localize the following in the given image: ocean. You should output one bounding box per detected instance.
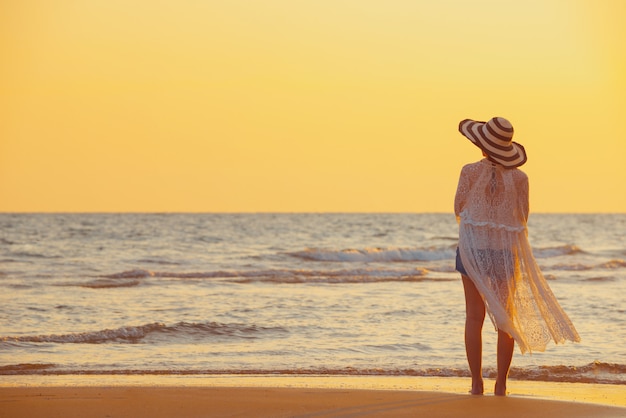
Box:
[1,213,625,385]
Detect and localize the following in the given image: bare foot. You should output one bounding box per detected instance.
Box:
[470,379,484,395]
[494,381,507,396]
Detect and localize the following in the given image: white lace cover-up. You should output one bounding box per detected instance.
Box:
[455,159,580,354]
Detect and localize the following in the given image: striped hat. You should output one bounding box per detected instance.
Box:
[459,117,527,168]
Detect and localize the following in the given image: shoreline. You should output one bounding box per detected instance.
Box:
[1,375,624,408]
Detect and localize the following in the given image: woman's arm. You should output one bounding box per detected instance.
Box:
[454,166,470,222]
[519,173,529,223]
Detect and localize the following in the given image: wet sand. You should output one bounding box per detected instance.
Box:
[2,376,625,417]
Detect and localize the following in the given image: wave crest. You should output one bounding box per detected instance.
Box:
[290,247,453,263]
[80,278,142,289]
[1,361,624,384]
[0,322,288,345]
[93,267,435,285]
[598,259,626,269]
[534,245,585,258]
[0,363,56,374]
[549,258,626,272]
[101,269,155,279]
[511,361,626,384]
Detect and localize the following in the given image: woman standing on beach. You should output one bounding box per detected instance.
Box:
[454,117,580,396]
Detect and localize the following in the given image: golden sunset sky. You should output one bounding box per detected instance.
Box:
[1,0,624,212]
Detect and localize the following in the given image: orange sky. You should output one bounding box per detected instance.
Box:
[1,0,624,212]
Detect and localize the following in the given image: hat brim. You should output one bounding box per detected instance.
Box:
[459,119,527,168]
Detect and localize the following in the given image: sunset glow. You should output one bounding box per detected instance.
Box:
[1,0,624,212]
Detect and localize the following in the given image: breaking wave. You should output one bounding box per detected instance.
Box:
[0,322,288,345]
[289,247,454,263]
[546,259,626,272]
[598,259,626,269]
[1,361,624,384]
[102,269,156,279]
[96,267,437,284]
[78,278,142,289]
[0,363,56,374]
[90,256,625,287]
[533,245,585,258]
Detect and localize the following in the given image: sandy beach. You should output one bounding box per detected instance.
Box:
[2,376,625,417]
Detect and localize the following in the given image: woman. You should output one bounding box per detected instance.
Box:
[454,117,580,396]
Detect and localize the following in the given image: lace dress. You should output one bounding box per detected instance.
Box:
[455,159,580,354]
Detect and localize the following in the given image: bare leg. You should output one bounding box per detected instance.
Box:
[462,275,485,395]
[495,329,514,396]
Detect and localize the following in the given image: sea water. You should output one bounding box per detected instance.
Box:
[1,213,624,384]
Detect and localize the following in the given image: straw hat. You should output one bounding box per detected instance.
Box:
[459,117,527,168]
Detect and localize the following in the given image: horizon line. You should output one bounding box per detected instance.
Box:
[1,211,624,215]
